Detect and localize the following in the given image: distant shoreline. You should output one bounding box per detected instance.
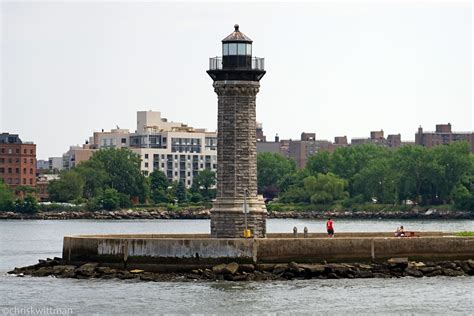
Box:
[0,208,472,220]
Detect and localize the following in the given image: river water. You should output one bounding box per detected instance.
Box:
[1,219,473,315]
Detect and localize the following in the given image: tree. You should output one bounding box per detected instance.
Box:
[306,151,331,175]
[78,148,149,202]
[150,170,169,191]
[257,152,296,199]
[100,188,120,211]
[353,159,398,204]
[192,169,216,200]
[15,194,39,214]
[304,173,348,204]
[174,181,187,203]
[0,180,14,211]
[48,171,84,202]
[75,159,108,198]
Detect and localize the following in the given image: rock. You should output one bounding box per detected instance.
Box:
[139,272,155,281]
[202,269,215,279]
[373,273,392,278]
[467,259,474,270]
[256,264,275,272]
[130,269,144,274]
[326,273,339,279]
[387,258,408,265]
[409,262,426,268]
[426,269,443,277]
[53,265,76,277]
[438,262,457,269]
[405,268,423,278]
[239,264,255,273]
[288,262,304,275]
[31,266,54,277]
[223,262,239,275]
[442,268,465,277]
[357,270,374,278]
[273,264,288,275]
[228,274,247,281]
[117,271,135,280]
[76,263,99,277]
[212,264,227,275]
[299,264,326,275]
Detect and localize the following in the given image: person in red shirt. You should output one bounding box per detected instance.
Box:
[326,218,334,237]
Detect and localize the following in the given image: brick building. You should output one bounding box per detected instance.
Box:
[415,123,474,152]
[0,133,36,188]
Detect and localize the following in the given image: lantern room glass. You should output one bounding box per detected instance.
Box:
[222,43,252,56]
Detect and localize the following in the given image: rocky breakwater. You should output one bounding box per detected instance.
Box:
[8,257,474,282]
[0,209,212,220]
[270,209,473,219]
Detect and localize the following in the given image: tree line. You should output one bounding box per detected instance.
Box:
[257,142,474,211]
[0,148,216,212]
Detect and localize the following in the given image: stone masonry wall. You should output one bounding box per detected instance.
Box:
[211,80,267,238]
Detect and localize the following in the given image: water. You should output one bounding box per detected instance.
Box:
[1,219,473,315]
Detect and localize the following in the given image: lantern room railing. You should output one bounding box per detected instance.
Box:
[209,57,265,70]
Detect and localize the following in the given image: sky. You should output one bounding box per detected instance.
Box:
[1,1,472,159]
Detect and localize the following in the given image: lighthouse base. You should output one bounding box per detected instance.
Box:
[211,196,267,238]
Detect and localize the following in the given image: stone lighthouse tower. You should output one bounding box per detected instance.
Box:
[207,24,267,238]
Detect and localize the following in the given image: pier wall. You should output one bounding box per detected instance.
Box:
[63,233,474,269]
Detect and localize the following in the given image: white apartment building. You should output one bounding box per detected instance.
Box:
[63,110,217,187]
[129,111,217,186]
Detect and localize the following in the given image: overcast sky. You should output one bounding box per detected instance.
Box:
[1,1,472,159]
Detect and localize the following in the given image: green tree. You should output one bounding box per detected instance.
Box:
[306,151,332,175]
[150,170,169,191]
[304,173,348,204]
[174,181,187,203]
[192,169,216,201]
[15,194,39,214]
[48,171,85,202]
[353,159,398,204]
[0,180,14,211]
[88,148,148,202]
[75,159,108,198]
[257,152,296,198]
[100,188,120,211]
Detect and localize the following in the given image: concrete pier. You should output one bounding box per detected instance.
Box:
[62,233,474,271]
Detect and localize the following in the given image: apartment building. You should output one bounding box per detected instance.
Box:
[415,123,474,152]
[0,133,36,187]
[62,111,217,187]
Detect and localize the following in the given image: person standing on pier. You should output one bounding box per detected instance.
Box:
[326,218,334,238]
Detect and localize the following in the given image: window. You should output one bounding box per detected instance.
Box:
[238,43,246,55]
[15,158,19,163]
[144,154,149,159]
[15,168,19,174]
[30,149,33,154]
[0,148,4,153]
[23,178,26,185]
[23,149,27,154]
[29,179,33,185]
[8,158,12,163]
[0,158,3,163]
[145,162,149,168]
[0,168,4,173]
[8,149,12,154]
[30,168,33,174]
[23,158,26,163]
[247,43,252,56]
[30,159,33,164]
[229,43,237,55]
[7,178,12,184]
[16,149,20,154]
[121,138,127,144]
[223,43,229,55]
[14,178,19,184]
[23,168,26,174]
[8,168,12,173]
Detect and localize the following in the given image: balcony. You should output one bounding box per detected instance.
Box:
[209,57,265,71]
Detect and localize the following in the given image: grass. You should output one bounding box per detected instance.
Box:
[456,231,474,237]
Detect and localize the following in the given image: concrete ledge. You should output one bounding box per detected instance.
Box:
[63,233,474,267]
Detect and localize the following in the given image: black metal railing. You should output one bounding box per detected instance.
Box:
[209,57,265,70]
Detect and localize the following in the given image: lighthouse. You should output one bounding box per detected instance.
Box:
[207,24,267,238]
